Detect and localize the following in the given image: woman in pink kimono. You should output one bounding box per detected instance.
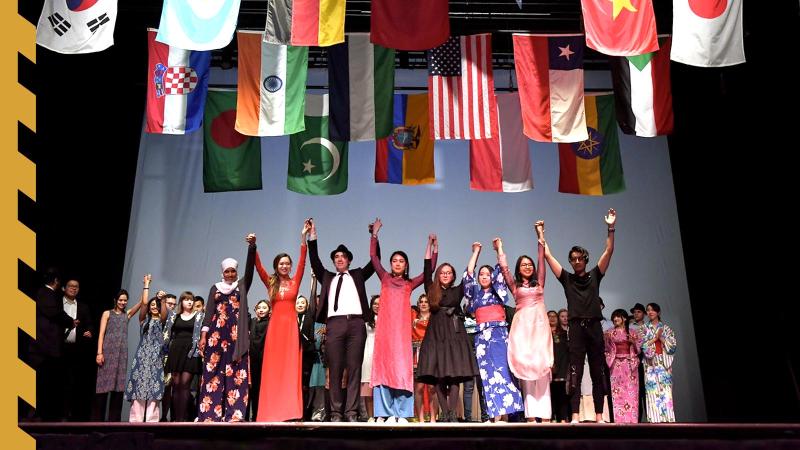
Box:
[604,308,640,423]
[494,220,553,422]
[369,218,436,423]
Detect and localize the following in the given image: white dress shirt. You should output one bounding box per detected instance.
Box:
[63,297,77,343]
[327,271,363,317]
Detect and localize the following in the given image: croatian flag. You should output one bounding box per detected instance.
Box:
[145,29,211,134]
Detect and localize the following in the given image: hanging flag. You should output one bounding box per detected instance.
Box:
[36,0,117,54]
[513,34,588,143]
[371,0,449,50]
[427,34,498,140]
[671,0,745,67]
[235,31,308,137]
[145,29,211,135]
[375,93,435,185]
[609,36,674,137]
[156,0,241,51]
[263,0,345,47]
[580,0,659,56]
[203,90,262,193]
[287,94,348,195]
[470,93,533,193]
[328,33,395,142]
[558,93,625,196]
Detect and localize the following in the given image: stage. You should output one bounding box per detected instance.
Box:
[22,422,800,450]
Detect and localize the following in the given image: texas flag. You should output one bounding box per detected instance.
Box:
[145,29,211,134]
[671,0,745,67]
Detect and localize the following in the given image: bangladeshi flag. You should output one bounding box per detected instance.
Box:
[580,0,659,56]
[558,93,625,196]
[203,89,263,192]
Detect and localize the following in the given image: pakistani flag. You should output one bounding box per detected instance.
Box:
[203,89,263,193]
[287,94,348,195]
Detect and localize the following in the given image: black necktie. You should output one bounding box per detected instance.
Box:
[333,272,345,312]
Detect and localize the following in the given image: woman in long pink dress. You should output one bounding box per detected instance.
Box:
[369,218,435,423]
[604,308,640,423]
[494,220,553,422]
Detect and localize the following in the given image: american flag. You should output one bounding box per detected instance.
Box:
[427,33,498,140]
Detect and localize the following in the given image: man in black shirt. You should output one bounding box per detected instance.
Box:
[542,208,616,423]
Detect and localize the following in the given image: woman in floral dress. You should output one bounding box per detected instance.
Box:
[604,308,640,423]
[641,303,677,422]
[197,234,256,422]
[464,242,523,422]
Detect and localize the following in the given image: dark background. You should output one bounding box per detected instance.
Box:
[18,0,798,421]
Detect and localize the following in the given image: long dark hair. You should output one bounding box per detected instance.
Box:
[112,289,129,312]
[428,262,456,312]
[389,251,410,280]
[367,295,380,329]
[514,255,537,287]
[268,253,292,300]
[142,297,161,335]
[477,264,494,289]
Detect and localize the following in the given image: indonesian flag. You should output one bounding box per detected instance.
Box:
[145,29,211,135]
[671,0,745,67]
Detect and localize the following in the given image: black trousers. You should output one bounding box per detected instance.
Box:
[325,316,366,420]
[36,356,63,421]
[550,380,571,421]
[568,319,607,414]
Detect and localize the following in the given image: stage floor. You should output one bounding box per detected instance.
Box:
[21,422,800,450]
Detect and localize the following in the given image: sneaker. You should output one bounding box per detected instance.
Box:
[367,417,375,423]
[376,417,386,423]
[396,417,409,424]
[383,416,396,424]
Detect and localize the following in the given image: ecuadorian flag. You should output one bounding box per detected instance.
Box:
[375,93,435,185]
[558,93,625,195]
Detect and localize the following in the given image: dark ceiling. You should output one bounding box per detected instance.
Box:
[123,0,675,70]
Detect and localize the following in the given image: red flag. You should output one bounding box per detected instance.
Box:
[427,34,498,140]
[370,0,449,51]
[580,0,659,56]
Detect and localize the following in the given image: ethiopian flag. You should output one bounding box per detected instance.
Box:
[203,89,263,192]
[558,93,625,195]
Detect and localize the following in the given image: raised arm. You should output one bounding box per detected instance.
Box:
[370,219,388,280]
[307,219,328,280]
[139,274,152,324]
[423,234,437,294]
[467,242,482,277]
[597,208,616,275]
[254,251,271,287]
[243,233,257,291]
[535,221,546,287]
[494,237,517,294]
[293,221,311,284]
[96,310,110,367]
[126,297,143,319]
[541,227,563,279]
[363,222,381,280]
[411,234,437,289]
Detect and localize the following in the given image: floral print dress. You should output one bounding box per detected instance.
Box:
[641,321,677,423]
[198,290,249,422]
[463,265,523,419]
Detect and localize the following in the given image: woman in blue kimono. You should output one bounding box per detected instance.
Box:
[463,242,523,422]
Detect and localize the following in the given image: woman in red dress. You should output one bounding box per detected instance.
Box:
[254,220,311,421]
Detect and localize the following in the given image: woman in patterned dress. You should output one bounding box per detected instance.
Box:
[604,308,640,423]
[93,289,142,421]
[641,303,677,423]
[464,242,523,422]
[197,234,256,422]
[125,275,166,422]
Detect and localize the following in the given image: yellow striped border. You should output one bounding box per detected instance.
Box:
[0,4,37,449]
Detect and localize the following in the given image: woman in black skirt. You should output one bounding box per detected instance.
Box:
[416,234,480,422]
[163,291,204,421]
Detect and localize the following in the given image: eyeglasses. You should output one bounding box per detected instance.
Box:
[519,263,534,268]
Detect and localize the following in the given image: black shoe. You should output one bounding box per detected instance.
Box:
[345,415,359,422]
[329,415,343,422]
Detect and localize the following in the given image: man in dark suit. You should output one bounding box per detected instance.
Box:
[307,219,378,422]
[60,279,94,421]
[31,268,77,421]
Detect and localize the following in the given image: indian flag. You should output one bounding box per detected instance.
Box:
[235,30,308,136]
[558,93,625,196]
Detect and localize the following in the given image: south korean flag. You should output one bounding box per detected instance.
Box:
[36,0,117,54]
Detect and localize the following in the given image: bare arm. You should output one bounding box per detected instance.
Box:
[139,275,152,324]
[467,242,482,276]
[541,230,563,279]
[597,208,616,275]
[96,310,110,366]
[126,298,143,319]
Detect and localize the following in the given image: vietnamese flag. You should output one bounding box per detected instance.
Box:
[370,0,449,50]
[203,89,263,193]
[558,93,625,196]
[580,0,659,56]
